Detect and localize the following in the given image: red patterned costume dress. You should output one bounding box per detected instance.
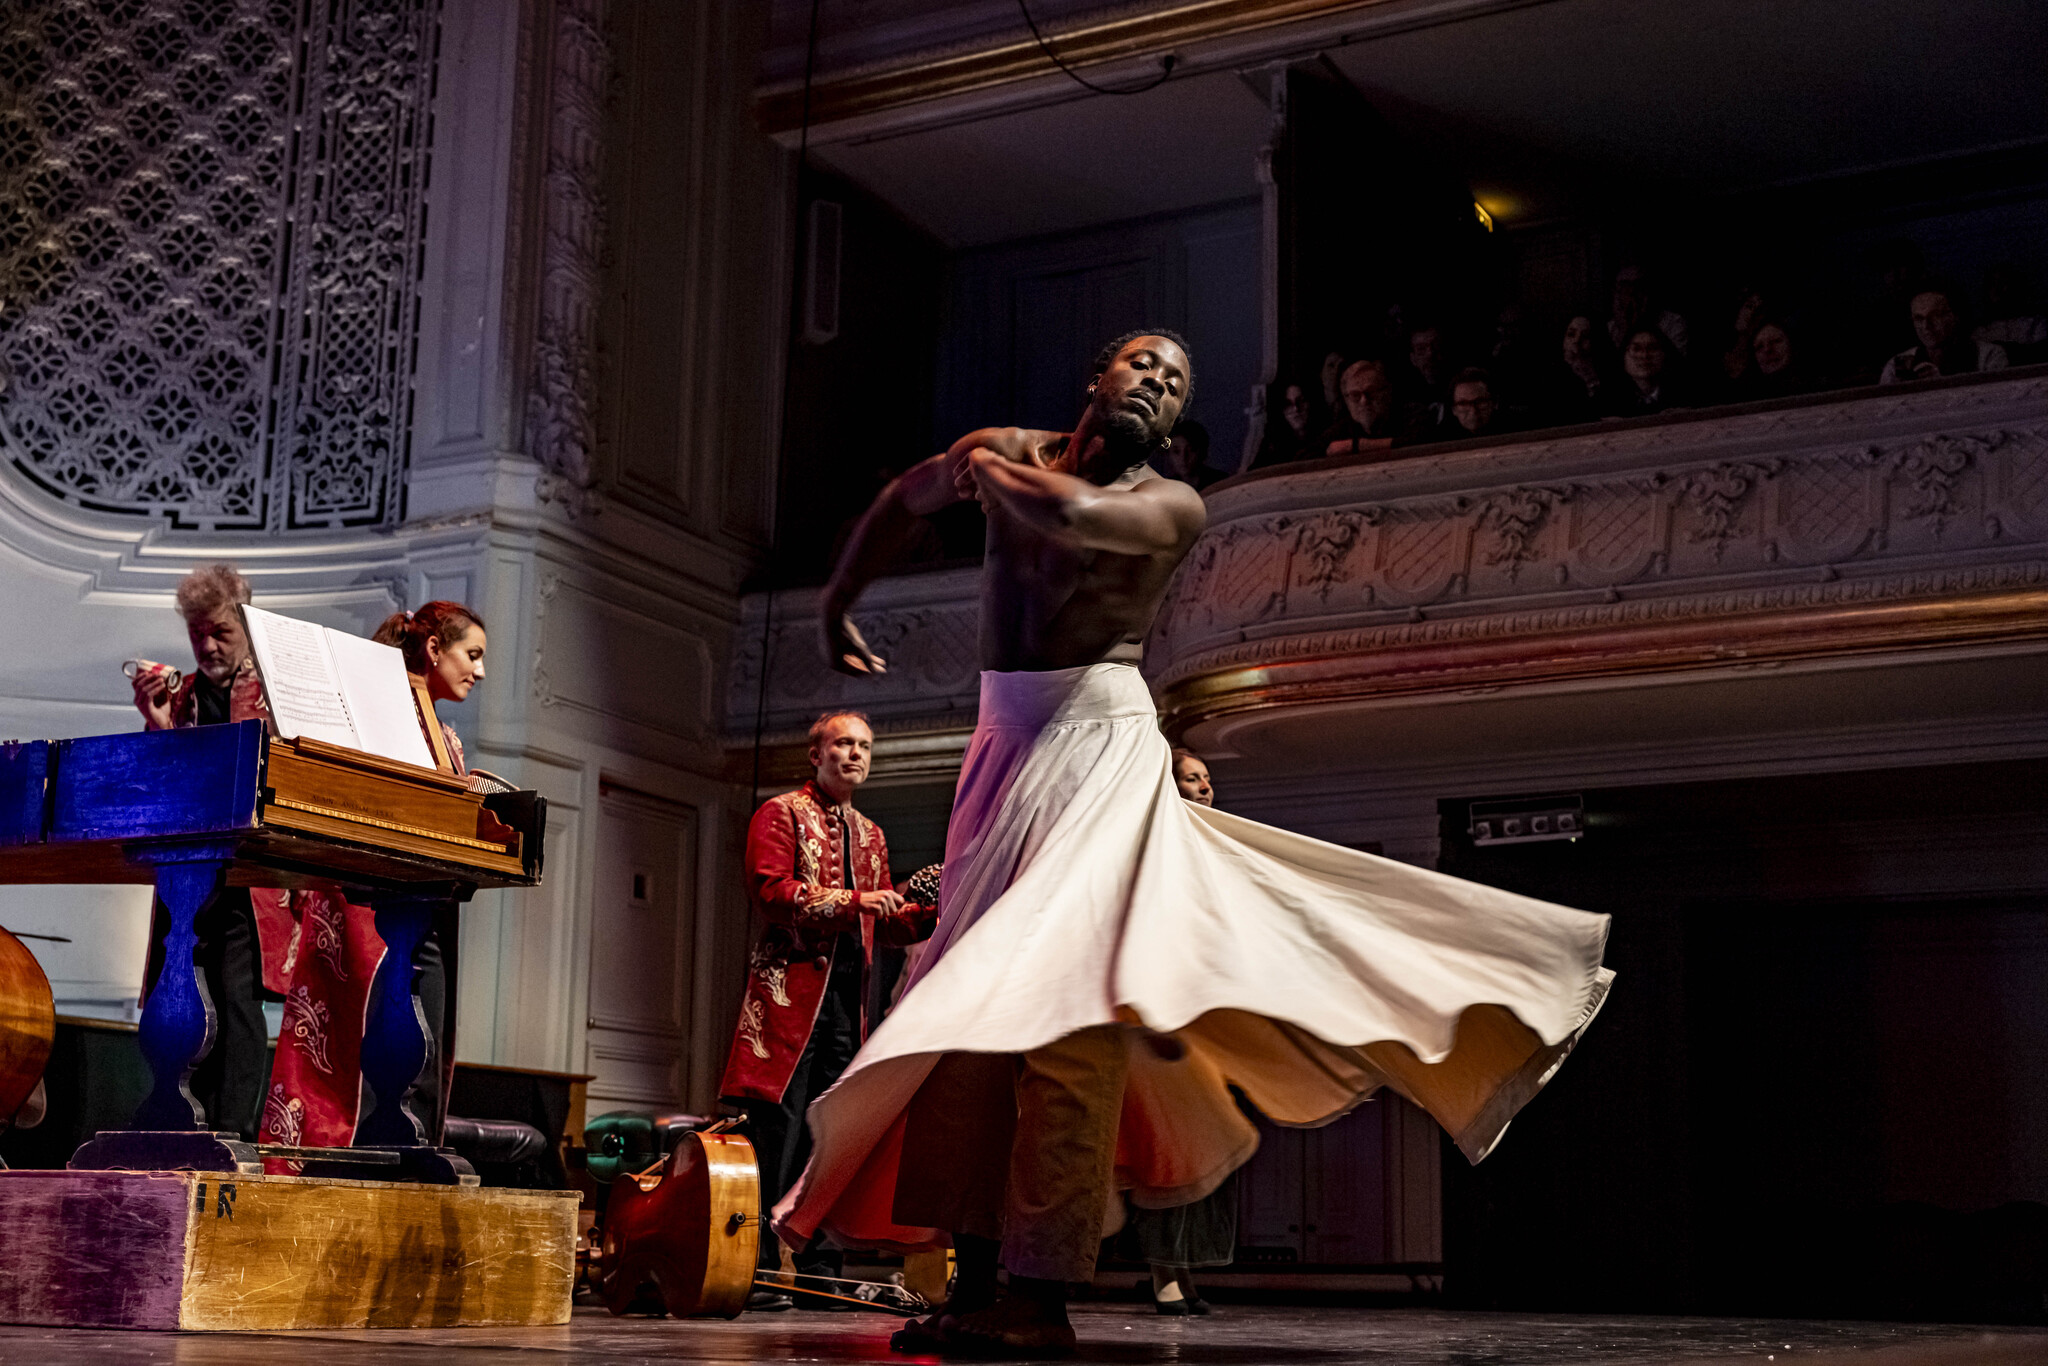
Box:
[257,707,467,1155]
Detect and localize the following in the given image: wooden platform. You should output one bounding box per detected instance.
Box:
[0,1170,578,1331]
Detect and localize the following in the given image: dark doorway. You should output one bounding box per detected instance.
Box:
[1436,758,2048,1322]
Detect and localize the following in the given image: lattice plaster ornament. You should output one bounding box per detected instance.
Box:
[0,0,438,533]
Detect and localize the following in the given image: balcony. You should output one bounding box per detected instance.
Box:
[734,370,2048,838]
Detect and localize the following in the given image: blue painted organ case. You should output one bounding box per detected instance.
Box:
[0,722,545,1182]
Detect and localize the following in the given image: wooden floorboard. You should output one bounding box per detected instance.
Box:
[0,1304,2040,1363]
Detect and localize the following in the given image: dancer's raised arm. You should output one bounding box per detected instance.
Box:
[820,453,958,676]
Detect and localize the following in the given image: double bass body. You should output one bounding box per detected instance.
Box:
[599,1125,761,1319]
[0,925,55,1138]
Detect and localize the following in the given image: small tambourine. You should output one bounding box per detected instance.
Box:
[123,659,184,693]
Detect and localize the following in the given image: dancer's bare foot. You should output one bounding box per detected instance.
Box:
[938,1290,1077,1359]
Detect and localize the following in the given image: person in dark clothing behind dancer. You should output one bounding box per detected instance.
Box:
[1115,748,1240,1316]
[718,710,923,1310]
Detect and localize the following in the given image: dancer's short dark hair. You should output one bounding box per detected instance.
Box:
[1092,328,1196,410]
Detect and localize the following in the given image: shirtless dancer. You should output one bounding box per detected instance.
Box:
[824,331,1197,1353]
[787,331,1612,1356]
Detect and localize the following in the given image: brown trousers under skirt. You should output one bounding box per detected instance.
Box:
[892,1024,1129,1283]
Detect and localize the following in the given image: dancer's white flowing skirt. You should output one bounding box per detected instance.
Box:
[776,663,1612,1253]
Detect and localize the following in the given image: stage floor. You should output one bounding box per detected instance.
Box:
[0,1304,2043,1363]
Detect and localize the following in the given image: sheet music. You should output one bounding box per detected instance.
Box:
[242,608,357,748]
[327,630,434,769]
[242,607,435,768]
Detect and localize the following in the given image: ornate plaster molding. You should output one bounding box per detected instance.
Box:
[1150,372,2048,732]
[526,0,610,518]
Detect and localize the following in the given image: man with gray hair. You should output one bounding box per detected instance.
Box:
[130,563,276,1140]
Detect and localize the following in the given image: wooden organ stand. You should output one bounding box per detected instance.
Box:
[0,719,542,1178]
[0,722,578,1332]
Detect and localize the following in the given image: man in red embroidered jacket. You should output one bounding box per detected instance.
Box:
[720,710,929,1307]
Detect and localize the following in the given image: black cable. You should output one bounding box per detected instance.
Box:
[1016,0,1176,95]
[750,0,825,812]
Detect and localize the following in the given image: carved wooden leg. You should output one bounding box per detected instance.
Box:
[70,841,260,1173]
[132,858,218,1131]
[346,888,474,1185]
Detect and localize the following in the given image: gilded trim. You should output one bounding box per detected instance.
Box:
[1157,588,2048,734]
[756,0,1382,132]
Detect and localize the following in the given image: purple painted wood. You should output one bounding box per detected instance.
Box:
[0,1170,188,1328]
[0,742,47,848]
[49,722,263,843]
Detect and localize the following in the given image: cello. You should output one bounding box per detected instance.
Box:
[599,1119,761,1318]
[0,924,55,1140]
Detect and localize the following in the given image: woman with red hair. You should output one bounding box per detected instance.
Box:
[259,602,488,1160]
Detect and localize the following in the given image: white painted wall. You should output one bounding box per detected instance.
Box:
[0,0,788,1117]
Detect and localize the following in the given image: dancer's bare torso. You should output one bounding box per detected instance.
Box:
[822,336,1207,677]
[964,427,1196,670]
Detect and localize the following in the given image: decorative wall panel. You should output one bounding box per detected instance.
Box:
[0,0,438,532]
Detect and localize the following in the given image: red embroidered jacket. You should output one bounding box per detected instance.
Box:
[719,781,926,1103]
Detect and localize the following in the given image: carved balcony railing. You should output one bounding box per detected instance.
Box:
[727,370,2048,775]
[1147,368,2048,733]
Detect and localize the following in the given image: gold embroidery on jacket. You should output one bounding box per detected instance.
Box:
[738,996,770,1059]
[749,943,791,1007]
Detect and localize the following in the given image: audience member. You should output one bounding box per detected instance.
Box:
[1879,290,2008,384]
[1257,240,2036,469]
[1251,381,1322,471]
[1745,320,1815,400]
[1318,350,1348,411]
[1548,314,1616,424]
[1404,325,1452,426]
[1487,303,1544,413]
[1445,367,1510,440]
[1856,239,1931,373]
[1607,264,1690,356]
[1975,264,2047,362]
[1317,359,1410,458]
[1718,283,1771,390]
[1609,327,1690,416]
[1154,418,1221,490]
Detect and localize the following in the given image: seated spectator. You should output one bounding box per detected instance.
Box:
[1744,320,1816,400]
[1608,328,1692,416]
[1316,359,1411,458]
[1718,283,1770,390]
[1487,303,1544,413]
[1547,314,1617,424]
[1607,264,1690,356]
[1250,381,1323,471]
[1318,350,1348,411]
[1405,325,1452,426]
[1445,367,1512,440]
[1154,418,1221,490]
[1975,264,2047,363]
[1879,290,2008,384]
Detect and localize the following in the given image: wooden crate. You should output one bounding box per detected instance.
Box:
[0,1169,578,1330]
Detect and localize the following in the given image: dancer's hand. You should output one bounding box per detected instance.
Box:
[951,446,982,503]
[856,890,905,917]
[825,613,886,676]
